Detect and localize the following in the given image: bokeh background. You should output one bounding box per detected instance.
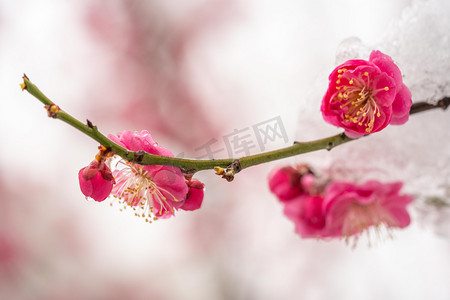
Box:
[1,0,450,299]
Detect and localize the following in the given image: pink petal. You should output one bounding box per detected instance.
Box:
[283,195,326,238]
[369,50,403,89]
[151,167,189,203]
[108,130,174,157]
[390,84,412,125]
[180,179,204,211]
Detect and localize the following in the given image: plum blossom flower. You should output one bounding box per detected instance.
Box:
[322,181,413,239]
[269,165,413,242]
[77,131,205,221]
[321,50,412,138]
[109,131,189,220]
[78,160,115,202]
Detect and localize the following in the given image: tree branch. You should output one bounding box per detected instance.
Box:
[20,75,448,176]
[409,97,450,114]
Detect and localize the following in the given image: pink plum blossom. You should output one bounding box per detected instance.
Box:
[322,180,413,238]
[108,130,189,220]
[321,50,412,138]
[269,165,413,241]
[78,160,115,202]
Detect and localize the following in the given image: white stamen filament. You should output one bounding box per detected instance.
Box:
[110,161,178,220]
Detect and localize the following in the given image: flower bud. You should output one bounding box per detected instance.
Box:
[78,161,115,202]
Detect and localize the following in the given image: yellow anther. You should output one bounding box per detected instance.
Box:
[349,80,354,85]
[364,72,369,76]
[384,87,389,91]
[336,80,341,84]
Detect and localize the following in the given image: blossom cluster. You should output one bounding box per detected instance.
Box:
[268,165,413,241]
[79,131,204,221]
[76,50,414,233]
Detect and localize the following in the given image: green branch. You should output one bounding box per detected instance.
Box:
[20,75,448,177]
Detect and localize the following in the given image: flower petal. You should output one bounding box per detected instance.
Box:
[390,84,412,125]
[180,179,205,211]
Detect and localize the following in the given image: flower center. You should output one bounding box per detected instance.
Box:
[340,201,396,241]
[111,161,179,222]
[333,69,389,133]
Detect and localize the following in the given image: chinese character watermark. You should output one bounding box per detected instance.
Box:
[178,116,289,159]
[223,127,257,157]
[253,116,288,151]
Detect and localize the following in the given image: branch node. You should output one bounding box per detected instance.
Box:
[214,160,241,182]
[326,142,333,151]
[86,119,95,128]
[96,145,114,162]
[231,159,242,173]
[44,104,60,118]
[214,166,234,181]
[133,150,145,163]
[181,169,197,177]
[438,97,450,110]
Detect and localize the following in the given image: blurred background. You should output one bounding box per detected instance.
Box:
[1,0,450,299]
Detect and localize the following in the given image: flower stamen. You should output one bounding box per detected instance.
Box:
[111,160,179,220]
